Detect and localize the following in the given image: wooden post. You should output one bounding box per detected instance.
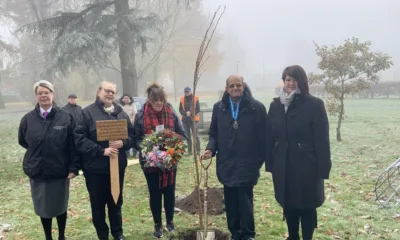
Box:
[96,119,128,204]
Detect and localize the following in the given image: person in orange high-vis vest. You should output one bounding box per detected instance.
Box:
[179,87,201,155]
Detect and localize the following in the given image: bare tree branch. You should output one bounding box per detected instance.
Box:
[190,5,225,232]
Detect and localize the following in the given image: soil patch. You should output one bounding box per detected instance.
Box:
[178,229,230,240]
[175,187,224,215]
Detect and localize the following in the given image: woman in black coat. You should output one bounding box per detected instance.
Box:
[18,80,80,240]
[267,65,332,240]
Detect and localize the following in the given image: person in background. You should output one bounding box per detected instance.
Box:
[62,93,83,124]
[18,80,80,240]
[119,94,137,158]
[74,81,134,240]
[133,83,186,238]
[178,87,200,155]
[267,65,331,240]
[201,75,270,240]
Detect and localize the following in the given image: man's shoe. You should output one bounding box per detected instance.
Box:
[153,224,163,238]
[114,236,125,240]
[165,221,175,232]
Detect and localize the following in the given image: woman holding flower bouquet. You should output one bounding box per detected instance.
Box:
[133,83,186,238]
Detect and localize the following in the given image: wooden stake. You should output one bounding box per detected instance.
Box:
[96,120,128,205]
[109,147,120,204]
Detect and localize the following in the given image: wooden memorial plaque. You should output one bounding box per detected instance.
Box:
[96,120,128,141]
[96,119,128,204]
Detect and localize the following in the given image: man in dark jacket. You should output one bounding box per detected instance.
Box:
[179,87,200,155]
[201,75,271,240]
[62,93,83,124]
[74,81,134,240]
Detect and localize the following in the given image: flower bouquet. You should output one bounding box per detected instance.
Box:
[140,129,186,171]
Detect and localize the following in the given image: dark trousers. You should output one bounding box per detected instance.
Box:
[144,171,177,225]
[85,170,125,239]
[284,208,317,240]
[223,186,255,239]
[183,121,200,154]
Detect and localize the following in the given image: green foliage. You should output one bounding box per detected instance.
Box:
[45,32,114,75]
[17,1,161,76]
[2,98,400,239]
[309,38,393,141]
[310,37,393,93]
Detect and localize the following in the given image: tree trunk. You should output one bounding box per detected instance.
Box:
[0,89,5,109]
[336,92,344,141]
[0,72,5,109]
[115,0,138,96]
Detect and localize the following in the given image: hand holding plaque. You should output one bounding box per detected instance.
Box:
[96,119,128,204]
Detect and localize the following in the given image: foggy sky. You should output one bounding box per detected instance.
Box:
[203,0,400,87]
[1,0,399,89]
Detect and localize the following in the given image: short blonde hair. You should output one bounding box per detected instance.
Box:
[33,80,54,93]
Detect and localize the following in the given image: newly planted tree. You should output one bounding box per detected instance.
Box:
[309,38,393,141]
[191,5,225,236]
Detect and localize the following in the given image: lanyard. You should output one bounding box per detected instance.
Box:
[229,96,242,121]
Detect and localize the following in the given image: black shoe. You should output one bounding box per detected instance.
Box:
[165,221,175,232]
[153,224,163,238]
[114,236,125,240]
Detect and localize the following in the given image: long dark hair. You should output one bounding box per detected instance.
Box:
[119,94,134,106]
[281,65,310,95]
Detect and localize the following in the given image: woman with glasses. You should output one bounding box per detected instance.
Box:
[18,80,80,240]
[74,81,134,240]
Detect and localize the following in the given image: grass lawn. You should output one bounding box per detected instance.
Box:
[1,96,400,239]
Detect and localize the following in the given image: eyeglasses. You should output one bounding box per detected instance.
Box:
[103,89,116,95]
[228,84,243,89]
[36,92,52,96]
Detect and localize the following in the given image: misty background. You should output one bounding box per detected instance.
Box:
[203,0,399,89]
[0,0,398,104]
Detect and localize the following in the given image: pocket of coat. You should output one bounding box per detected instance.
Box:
[297,142,317,163]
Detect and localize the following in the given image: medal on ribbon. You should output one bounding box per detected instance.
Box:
[229,97,242,130]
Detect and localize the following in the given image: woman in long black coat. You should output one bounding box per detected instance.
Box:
[267,65,332,240]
